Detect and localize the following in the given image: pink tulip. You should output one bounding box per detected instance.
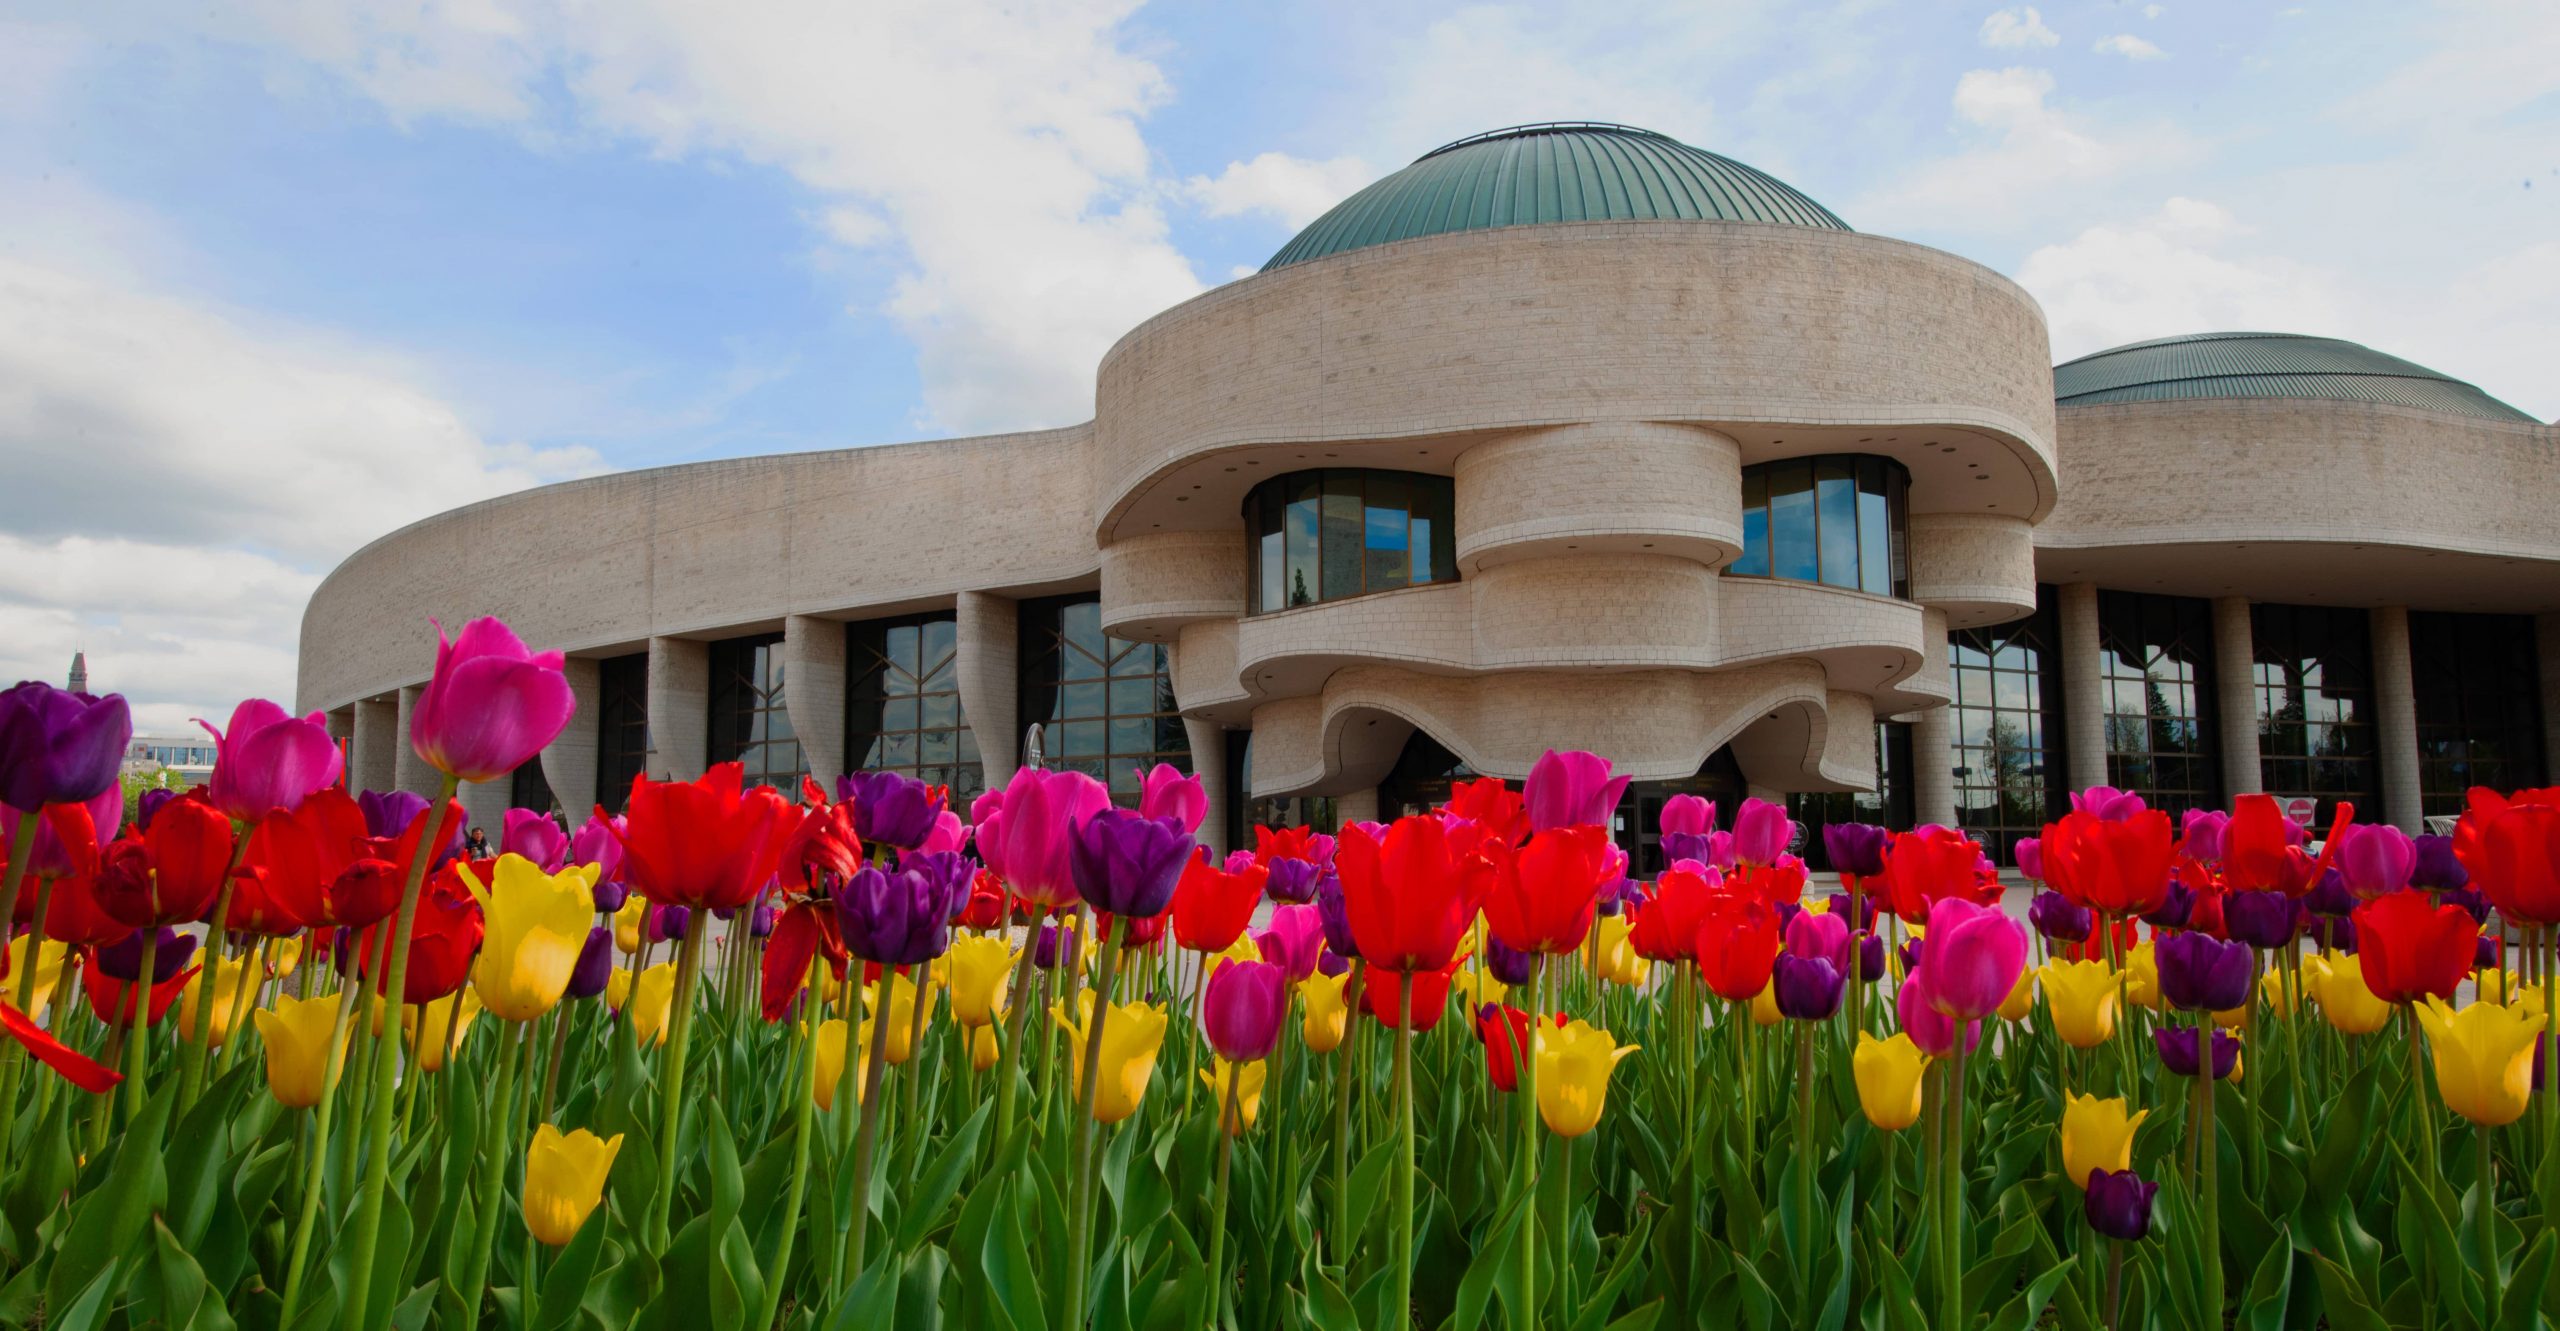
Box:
[974,766,1110,908]
[2179,809,2228,862]
[1732,798,1794,867]
[0,783,123,877]
[2070,786,2147,821]
[502,807,569,872]
[1523,749,1632,834]
[2335,823,2414,900]
[1255,903,1326,981]
[2013,836,2044,882]
[570,810,624,877]
[1898,975,1981,1057]
[1784,907,1851,974]
[1136,763,1207,834]
[198,698,344,821]
[1659,794,1716,838]
[918,809,968,855]
[1914,897,2028,1021]
[410,617,575,783]
[1202,958,1287,1062]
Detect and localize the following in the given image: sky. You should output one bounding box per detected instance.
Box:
[2,0,2553,735]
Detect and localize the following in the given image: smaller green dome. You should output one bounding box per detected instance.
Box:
[2054,331,2533,423]
[1263,122,1848,271]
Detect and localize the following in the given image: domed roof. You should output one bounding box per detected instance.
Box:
[1262,122,1848,271]
[2054,331,2533,423]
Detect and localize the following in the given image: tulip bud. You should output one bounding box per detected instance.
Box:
[2084,1168,2159,1242]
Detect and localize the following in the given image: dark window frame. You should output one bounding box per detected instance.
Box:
[2097,591,2221,816]
[2411,611,2545,817]
[707,633,805,793]
[1948,584,2065,865]
[594,652,650,814]
[1730,454,1910,598]
[1018,595,1190,807]
[845,612,983,804]
[2251,602,2377,826]
[1245,468,1458,614]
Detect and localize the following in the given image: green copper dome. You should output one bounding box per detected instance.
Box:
[2054,331,2534,423]
[1262,122,1848,271]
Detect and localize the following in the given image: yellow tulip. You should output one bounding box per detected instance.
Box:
[2417,997,2545,1127]
[970,1024,1002,1072]
[2259,965,2296,1016]
[458,855,603,1022]
[2509,983,2547,1022]
[2304,952,2392,1035]
[3,936,68,1021]
[859,970,935,1066]
[2476,968,2526,1005]
[1300,971,1351,1054]
[403,990,483,1072]
[1592,914,1648,987]
[628,962,677,1048]
[2061,1092,2148,1188]
[1205,935,1260,980]
[1997,968,2037,1022]
[268,935,303,979]
[1536,1019,1637,1138]
[2212,1002,2248,1030]
[1852,1032,1927,1131]
[2122,941,2161,1010]
[523,1124,623,1247]
[613,894,648,956]
[1751,978,1783,1027]
[177,960,262,1048]
[1450,965,1508,1013]
[1199,1057,1269,1136]
[251,993,344,1108]
[1051,996,1169,1124]
[943,936,1016,1028]
[2040,959,2119,1049]
[812,1020,855,1110]
[604,966,633,1013]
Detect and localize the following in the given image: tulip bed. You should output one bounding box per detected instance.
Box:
[1,620,2558,1331]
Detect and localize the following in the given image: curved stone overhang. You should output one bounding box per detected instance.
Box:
[295,425,1102,713]
[2036,398,2560,613]
[1090,219,2060,547]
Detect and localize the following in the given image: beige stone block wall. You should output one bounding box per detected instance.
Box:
[1099,529,1246,642]
[1908,512,2038,628]
[955,591,1020,792]
[351,696,399,796]
[2371,606,2421,831]
[2213,597,2262,799]
[1454,422,1742,569]
[784,614,847,790]
[393,686,431,796]
[646,636,709,781]
[539,656,601,817]
[1468,555,1717,668]
[2058,582,2107,792]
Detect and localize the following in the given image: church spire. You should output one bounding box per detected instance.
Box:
[67,651,88,694]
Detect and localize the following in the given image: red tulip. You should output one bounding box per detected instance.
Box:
[1731,856,1809,910]
[1476,1003,1535,1091]
[1441,777,1528,852]
[39,872,130,946]
[2351,890,2476,1005]
[615,763,794,912]
[1693,893,1781,1003]
[1335,816,1496,973]
[91,795,234,929]
[349,860,485,1004]
[1483,825,1610,955]
[1360,960,1458,1031]
[1627,866,1719,962]
[957,870,1010,931]
[1253,825,1321,865]
[1877,825,1999,924]
[2041,808,2173,916]
[237,787,373,932]
[2059,917,2139,964]
[778,798,865,886]
[759,900,844,1022]
[1171,851,1266,954]
[2456,790,2560,926]
[83,957,195,1027]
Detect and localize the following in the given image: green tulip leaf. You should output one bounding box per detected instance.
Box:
[2308,1250,2393,1331]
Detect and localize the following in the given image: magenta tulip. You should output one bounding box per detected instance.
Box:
[2070,786,2147,821]
[1783,907,1851,973]
[569,810,624,878]
[1136,763,1207,834]
[918,809,968,855]
[1659,793,1715,838]
[1898,975,1981,1057]
[502,808,569,872]
[1202,958,1287,1062]
[1255,903,1326,981]
[1524,749,1632,834]
[409,617,575,783]
[1913,897,2028,1021]
[2335,823,2415,900]
[974,765,1110,908]
[199,698,343,821]
[2180,809,2228,862]
[1732,797,1794,867]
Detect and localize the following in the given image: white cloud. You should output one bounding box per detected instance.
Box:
[1979,7,2060,48]
[2143,5,2165,17]
[2331,0,2560,132]
[175,0,1209,435]
[2017,198,2353,360]
[1855,67,2197,230]
[1185,152,1374,230]
[2093,34,2166,59]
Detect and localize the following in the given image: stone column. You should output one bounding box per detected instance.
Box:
[459,777,511,837]
[1912,705,1955,828]
[393,685,433,796]
[1185,718,1229,858]
[2058,582,2108,793]
[2539,614,2560,784]
[540,656,602,819]
[646,636,710,781]
[957,591,1020,789]
[351,696,400,796]
[2212,597,2262,799]
[2371,606,2422,832]
[1336,786,1380,826]
[784,615,848,790]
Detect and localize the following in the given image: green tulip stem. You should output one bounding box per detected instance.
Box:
[842,961,896,1291]
[1330,959,1363,1265]
[538,996,574,1125]
[454,1014,530,1327]
[1203,1063,1242,1327]
[177,831,251,1108]
[2477,1119,2500,1326]
[1845,876,1865,1037]
[276,974,366,1326]
[126,923,159,1118]
[2197,1009,2222,1314]
[2405,1010,2438,1193]
[648,904,711,1253]
[1796,1020,1816,1314]
[2543,929,2557,1200]
[1941,1036,1967,1331]
[1392,974,1417,1331]
[991,918,1041,1166]
[753,958,826,1331]
[0,870,57,1180]
[2105,1238,2125,1331]
[1518,963,1541,1324]
[1059,912,1123,1331]
[1922,1063,1941,1306]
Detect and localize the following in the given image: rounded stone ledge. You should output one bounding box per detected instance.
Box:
[1905,511,2037,629]
[1099,529,1246,643]
[1233,583,1475,701]
[1711,577,1926,693]
[1468,553,1718,669]
[1171,620,1252,721]
[1454,423,1742,570]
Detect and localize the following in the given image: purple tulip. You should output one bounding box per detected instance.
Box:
[2411,835,2469,892]
[1316,874,1359,961]
[0,681,132,809]
[837,770,948,852]
[1823,891,1878,933]
[1913,897,2028,1022]
[1595,870,1636,917]
[750,903,778,938]
[1256,904,1326,982]
[503,807,570,872]
[96,926,198,982]
[1732,798,1794,867]
[836,850,971,966]
[647,904,691,944]
[2335,824,2415,900]
[592,877,630,913]
[1856,931,1886,982]
[2223,889,2298,949]
[2156,931,2252,1012]
[1898,938,1924,974]
[1316,949,1350,978]
[1033,922,1069,970]
[1483,937,1539,986]
[1823,822,1890,878]
[1772,954,1844,1020]
[2442,885,2489,924]
[566,927,614,999]
[2013,835,2045,882]
[1135,763,1207,834]
[2306,912,2357,952]
[134,787,177,832]
[410,617,575,783]
[1660,831,1714,867]
[1068,808,1194,919]
[2142,880,2196,930]
[2476,934,2503,970]
[1524,749,1632,833]
[358,789,430,840]
[1784,908,1851,973]
[1202,958,1287,1062]
[2029,891,2093,943]
[2154,1026,2239,1080]
[198,698,343,822]
[2085,1168,2159,1241]
[2305,870,2354,917]
[1264,856,1321,904]
[2180,809,2228,863]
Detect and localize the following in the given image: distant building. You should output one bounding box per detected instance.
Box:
[66,652,87,695]
[126,735,216,784]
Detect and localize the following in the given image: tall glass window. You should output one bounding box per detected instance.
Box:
[1788,722,1915,871]
[1233,731,1339,839]
[846,613,982,802]
[707,634,804,792]
[1020,596,1188,806]
[2098,592,2219,815]
[1732,455,1909,597]
[510,759,556,815]
[2252,603,2376,825]
[2412,612,2545,816]
[1246,469,1456,613]
[1949,586,2064,865]
[594,653,649,813]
